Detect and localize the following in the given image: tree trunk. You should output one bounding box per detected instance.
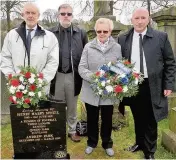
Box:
[147,0,151,26]
[6,10,11,31]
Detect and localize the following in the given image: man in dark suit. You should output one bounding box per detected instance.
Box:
[49,4,88,142]
[118,8,176,159]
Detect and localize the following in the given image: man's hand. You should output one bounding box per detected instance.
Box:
[164,90,172,97]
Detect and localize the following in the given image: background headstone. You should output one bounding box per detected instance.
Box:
[151,6,176,91]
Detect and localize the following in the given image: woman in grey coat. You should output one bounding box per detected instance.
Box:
[78,18,122,157]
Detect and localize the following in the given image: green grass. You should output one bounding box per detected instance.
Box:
[1,100,176,159]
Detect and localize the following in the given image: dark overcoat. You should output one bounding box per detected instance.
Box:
[49,24,88,96]
[118,27,176,122]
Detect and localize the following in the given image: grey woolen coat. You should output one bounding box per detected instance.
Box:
[78,37,122,106]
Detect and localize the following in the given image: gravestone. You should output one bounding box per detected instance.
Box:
[1,72,11,125]
[151,6,176,91]
[151,7,176,153]
[10,100,69,159]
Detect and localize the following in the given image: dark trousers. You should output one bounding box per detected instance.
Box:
[85,103,114,149]
[120,79,157,156]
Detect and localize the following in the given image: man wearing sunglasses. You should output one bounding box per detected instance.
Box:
[49,4,88,142]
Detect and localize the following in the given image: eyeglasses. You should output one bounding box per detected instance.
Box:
[96,30,109,34]
[60,12,72,16]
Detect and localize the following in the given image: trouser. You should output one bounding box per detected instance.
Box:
[85,103,114,149]
[130,79,157,156]
[54,72,78,134]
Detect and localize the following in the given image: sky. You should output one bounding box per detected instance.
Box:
[35,0,64,14]
[34,0,131,24]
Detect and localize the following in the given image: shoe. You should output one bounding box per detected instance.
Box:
[85,146,94,154]
[105,148,114,157]
[144,154,155,159]
[124,144,142,152]
[68,133,81,142]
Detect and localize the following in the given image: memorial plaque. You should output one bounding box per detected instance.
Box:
[10,100,68,159]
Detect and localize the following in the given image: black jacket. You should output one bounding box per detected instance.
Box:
[118,27,176,122]
[49,24,88,96]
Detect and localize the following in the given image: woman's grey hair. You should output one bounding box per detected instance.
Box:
[58,4,73,13]
[94,18,114,31]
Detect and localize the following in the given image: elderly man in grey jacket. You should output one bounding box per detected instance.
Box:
[79,18,122,157]
[0,3,59,93]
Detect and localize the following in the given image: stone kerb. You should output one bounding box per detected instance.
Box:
[162,94,176,153]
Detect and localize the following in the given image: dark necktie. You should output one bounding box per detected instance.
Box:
[26,29,33,59]
[139,34,144,74]
[62,29,70,73]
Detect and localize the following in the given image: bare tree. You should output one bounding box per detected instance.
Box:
[142,0,176,15]
[0,0,27,31]
[42,9,58,24]
[68,0,176,23]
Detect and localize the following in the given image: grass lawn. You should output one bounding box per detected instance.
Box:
[1,99,176,159]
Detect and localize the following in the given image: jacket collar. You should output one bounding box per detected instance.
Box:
[91,36,115,45]
[16,21,46,37]
[90,36,116,52]
[124,26,153,38]
[51,23,80,33]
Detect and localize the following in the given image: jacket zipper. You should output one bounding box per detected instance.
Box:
[71,50,75,91]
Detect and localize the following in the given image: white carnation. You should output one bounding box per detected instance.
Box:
[134,78,139,85]
[9,86,16,94]
[105,85,113,92]
[38,84,42,88]
[29,92,35,96]
[38,78,43,84]
[23,90,28,94]
[30,73,36,78]
[123,86,128,92]
[18,85,25,90]
[28,77,35,84]
[107,62,112,67]
[98,89,103,95]
[19,76,24,82]
[38,91,42,98]
[101,81,106,87]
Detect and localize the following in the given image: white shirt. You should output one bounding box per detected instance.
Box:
[131,28,148,78]
[26,25,37,39]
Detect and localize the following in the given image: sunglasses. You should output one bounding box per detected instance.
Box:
[96,30,109,34]
[60,12,72,16]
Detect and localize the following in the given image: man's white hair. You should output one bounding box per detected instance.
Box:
[22,2,40,14]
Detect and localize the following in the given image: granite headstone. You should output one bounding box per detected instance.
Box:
[10,100,69,159]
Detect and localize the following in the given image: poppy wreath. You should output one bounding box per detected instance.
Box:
[91,59,144,102]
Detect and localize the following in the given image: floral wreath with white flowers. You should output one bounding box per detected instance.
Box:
[91,59,144,102]
[7,66,47,108]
